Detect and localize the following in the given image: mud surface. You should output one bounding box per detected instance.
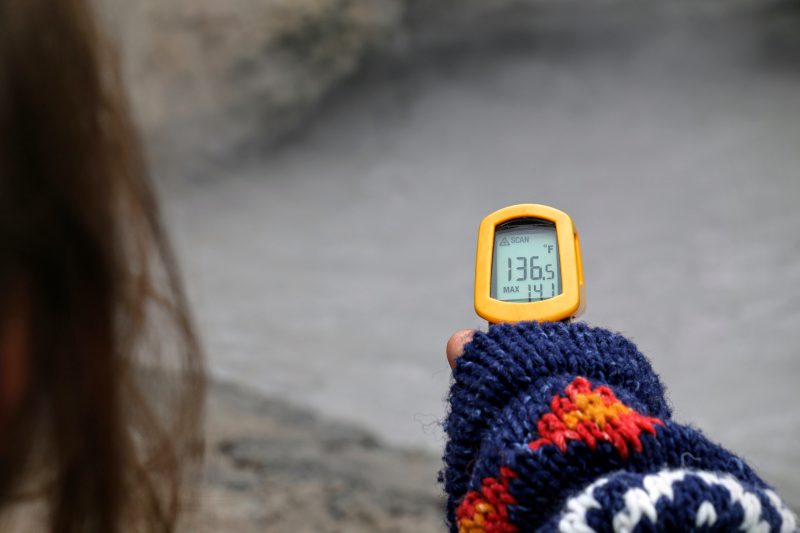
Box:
[164,0,800,512]
[187,381,444,532]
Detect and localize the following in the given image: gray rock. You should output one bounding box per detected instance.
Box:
[183,380,445,532]
[99,0,404,175]
[98,0,678,173]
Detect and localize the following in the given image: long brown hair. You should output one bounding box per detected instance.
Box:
[0,0,204,531]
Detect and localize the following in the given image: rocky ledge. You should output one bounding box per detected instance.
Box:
[186,381,445,532]
[98,0,794,178]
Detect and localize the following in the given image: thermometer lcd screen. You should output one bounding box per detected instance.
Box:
[491,219,562,302]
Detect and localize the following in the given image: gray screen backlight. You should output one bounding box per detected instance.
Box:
[491,219,562,302]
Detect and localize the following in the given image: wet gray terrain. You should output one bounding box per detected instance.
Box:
[166,2,800,508]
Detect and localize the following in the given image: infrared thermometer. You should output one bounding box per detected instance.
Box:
[474,204,585,323]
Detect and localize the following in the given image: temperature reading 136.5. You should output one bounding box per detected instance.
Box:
[505,254,557,282]
[505,252,558,301]
[492,221,562,303]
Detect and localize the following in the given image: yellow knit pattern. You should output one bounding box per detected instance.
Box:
[458,501,497,533]
[561,391,631,430]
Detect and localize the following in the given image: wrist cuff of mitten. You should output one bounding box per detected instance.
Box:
[441,321,671,525]
[440,322,796,532]
[448,321,671,440]
[547,468,797,532]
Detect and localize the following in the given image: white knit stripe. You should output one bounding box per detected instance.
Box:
[557,478,608,533]
[612,489,657,532]
[695,501,718,527]
[556,469,794,533]
[764,489,798,533]
[695,471,770,533]
[612,470,686,532]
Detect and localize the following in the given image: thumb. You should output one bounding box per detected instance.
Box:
[446,329,476,369]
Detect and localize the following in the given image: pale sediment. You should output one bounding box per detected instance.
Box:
[187,381,445,532]
[97,0,788,176]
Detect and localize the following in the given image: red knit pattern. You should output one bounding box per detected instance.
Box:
[529,376,663,459]
[455,467,519,533]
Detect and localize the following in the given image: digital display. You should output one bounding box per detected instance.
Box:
[491,219,561,302]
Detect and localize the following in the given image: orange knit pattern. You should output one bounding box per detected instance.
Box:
[456,467,519,533]
[455,377,664,532]
[529,376,663,459]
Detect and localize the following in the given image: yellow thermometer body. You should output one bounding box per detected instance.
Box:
[475,204,585,323]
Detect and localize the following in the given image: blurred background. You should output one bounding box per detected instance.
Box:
[102,0,799,530]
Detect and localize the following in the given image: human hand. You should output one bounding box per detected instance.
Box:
[441,322,797,532]
[445,329,475,369]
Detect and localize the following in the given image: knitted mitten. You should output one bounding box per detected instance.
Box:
[441,322,797,532]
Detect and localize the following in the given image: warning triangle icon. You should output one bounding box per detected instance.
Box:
[499,237,510,246]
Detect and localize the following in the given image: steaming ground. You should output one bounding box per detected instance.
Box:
[166,3,800,510]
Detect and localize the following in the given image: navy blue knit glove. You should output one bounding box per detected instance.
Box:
[441,322,797,532]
